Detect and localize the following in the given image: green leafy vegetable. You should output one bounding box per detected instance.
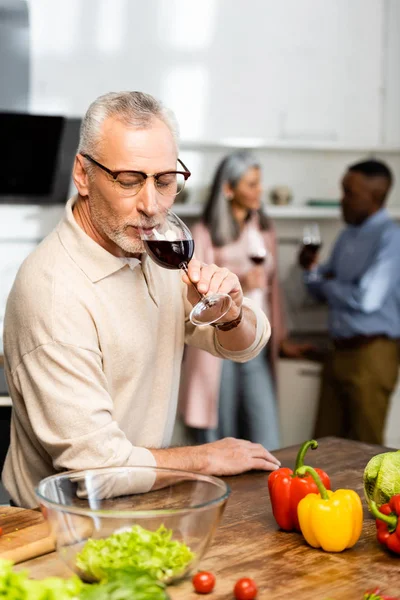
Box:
[364,450,400,508]
[23,577,83,600]
[0,559,170,600]
[79,567,169,600]
[75,524,194,582]
[0,559,82,599]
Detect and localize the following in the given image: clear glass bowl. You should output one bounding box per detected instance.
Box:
[35,466,230,584]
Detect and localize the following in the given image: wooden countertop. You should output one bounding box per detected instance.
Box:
[16,438,400,599]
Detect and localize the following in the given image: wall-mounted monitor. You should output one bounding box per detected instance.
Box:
[0,112,80,204]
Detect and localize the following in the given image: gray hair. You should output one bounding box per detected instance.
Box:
[78,91,180,158]
[203,150,270,246]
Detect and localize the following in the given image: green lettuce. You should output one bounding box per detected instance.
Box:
[23,577,83,600]
[0,559,82,599]
[0,559,170,600]
[75,524,194,582]
[79,567,169,600]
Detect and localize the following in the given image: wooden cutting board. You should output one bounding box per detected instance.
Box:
[0,506,55,563]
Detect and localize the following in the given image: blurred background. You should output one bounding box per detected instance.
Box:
[0,0,399,470]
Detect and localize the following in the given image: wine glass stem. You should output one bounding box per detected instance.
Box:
[180,263,206,302]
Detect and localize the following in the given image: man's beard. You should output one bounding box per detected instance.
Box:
[108,228,144,254]
[88,193,146,255]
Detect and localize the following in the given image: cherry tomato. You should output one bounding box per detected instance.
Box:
[192,571,216,594]
[234,577,258,600]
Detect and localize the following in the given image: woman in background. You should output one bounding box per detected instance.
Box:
[179,150,311,448]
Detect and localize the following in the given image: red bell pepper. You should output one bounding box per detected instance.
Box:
[268,439,331,531]
[363,588,399,600]
[370,494,400,554]
[364,590,399,600]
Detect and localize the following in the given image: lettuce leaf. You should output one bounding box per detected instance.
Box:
[23,577,83,600]
[0,559,170,600]
[79,567,169,600]
[75,524,194,582]
[0,559,82,599]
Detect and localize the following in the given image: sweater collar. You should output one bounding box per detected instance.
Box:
[57,196,149,283]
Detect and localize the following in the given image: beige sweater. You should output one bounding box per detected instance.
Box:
[2,198,270,508]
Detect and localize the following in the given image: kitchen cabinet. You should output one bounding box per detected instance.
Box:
[278,358,400,449]
[31,0,388,147]
[277,359,321,447]
[385,379,400,448]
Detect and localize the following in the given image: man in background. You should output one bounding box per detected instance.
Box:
[299,159,400,444]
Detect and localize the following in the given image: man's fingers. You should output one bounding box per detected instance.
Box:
[202,437,283,476]
[184,261,243,301]
[218,273,241,296]
[206,268,231,293]
[186,258,202,283]
[196,264,218,294]
[251,458,279,472]
[240,441,281,465]
[251,444,281,466]
[265,451,281,466]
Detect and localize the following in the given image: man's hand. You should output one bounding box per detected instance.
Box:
[152,438,281,475]
[298,246,319,270]
[323,270,335,280]
[182,258,243,321]
[202,437,281,475]
[280,339,317,359]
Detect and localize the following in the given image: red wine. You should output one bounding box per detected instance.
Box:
[249,255,266,265]
[144,239,195,270]
[303,242,321,253]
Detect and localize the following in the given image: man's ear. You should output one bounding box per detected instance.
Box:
[73,154,90,196]
[372,177,391,209]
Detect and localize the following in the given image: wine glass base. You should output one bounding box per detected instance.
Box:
[189,293,233,327]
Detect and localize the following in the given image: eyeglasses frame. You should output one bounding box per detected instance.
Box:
[81,153,191,196]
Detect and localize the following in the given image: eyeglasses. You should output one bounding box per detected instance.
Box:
[81,153,191,197]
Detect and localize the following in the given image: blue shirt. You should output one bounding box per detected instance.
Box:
[304,208,400,339]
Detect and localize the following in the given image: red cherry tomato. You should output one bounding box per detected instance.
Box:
[192,571,216,594]
[234,577,258,600]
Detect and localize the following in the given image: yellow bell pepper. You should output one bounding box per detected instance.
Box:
[296,466,363,552]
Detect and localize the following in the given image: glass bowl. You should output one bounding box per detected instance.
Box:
[35,466,230,584]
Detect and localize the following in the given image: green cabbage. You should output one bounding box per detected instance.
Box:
[75,524,194,583]
[363,450,400,508]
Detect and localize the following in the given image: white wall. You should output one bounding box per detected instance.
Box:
[28,0,385,145]
[0,0,399,343]
[383,0,400,146]
[27,0,400,207]
[180,148,400,208]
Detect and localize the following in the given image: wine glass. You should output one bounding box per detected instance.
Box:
[247,224,269,267]
[302,223,322,254]
[300,223,322,276]
[139,211,232,326]
[246,223,269,308]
